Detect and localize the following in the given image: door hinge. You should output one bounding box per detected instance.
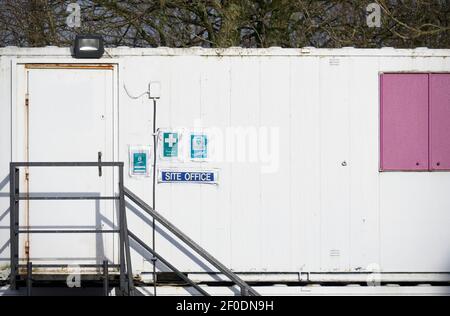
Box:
[25,172,29,181]
[25,94,29,107]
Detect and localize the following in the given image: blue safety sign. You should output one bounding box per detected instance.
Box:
[159,170,218,184]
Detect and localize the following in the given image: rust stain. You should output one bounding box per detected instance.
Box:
[25,64,114,70]
[17,266,120,275]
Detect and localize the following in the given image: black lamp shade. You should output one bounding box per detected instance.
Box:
[73,35,104,59]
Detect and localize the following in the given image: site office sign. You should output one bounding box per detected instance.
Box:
[158,168,219,185]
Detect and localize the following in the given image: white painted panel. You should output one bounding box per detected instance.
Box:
[289,57,321,271]
[380,173,450,272]
[319,57,351,271]
[23,68,115,266]
[259,57,291,271]
[199,57,232,269]
[348,57,380,271]
[228,57,262,270]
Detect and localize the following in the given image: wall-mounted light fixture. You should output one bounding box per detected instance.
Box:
[73,35,104,59]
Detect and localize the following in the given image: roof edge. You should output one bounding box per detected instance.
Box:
[1,46,449,58]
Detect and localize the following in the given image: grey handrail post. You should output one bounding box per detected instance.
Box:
[26,261,32,296]
[121,189,135,295]
[8,161,132,294]
[9,164,19,291]
[118,164,126,295]
[103,260,109,296]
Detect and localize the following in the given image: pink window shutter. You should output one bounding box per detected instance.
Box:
[430,74,450,170]
[380,74,429,171]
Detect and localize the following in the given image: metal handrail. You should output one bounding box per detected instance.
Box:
[9,161,134,296]
[128,231,210,296]
[9,162,259,296]
[124,187,260,296]
[11,162,122,167]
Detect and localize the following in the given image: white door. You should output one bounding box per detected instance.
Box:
[16,65,116,270]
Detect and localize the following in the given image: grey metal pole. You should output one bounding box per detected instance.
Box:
[27,261,32,296]
[9,165,17,290]
[151,98,158,296]
[103,260,109,296]
[13,167,20,291]
[241,287,249,296]
[121,197,135,295]
[118,164,126,295]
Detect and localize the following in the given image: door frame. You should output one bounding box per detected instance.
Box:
[12,59,120,172]
[11,60,120,263]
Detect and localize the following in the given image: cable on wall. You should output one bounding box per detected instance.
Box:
[123,81,161,296]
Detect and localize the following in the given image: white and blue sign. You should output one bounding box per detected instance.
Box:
[190,134,208,160]
[159,169,219,185]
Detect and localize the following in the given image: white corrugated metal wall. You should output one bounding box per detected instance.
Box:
[0,48,449,281]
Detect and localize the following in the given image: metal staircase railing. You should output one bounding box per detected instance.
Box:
[9,161,260,296]
[9,162,134,296]
[123,187,260,296]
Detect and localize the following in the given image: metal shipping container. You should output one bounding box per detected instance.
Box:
[0,47,449,294]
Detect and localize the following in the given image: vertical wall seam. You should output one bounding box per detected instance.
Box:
[377,58,382,269]
[258,58,263,269]
[10,60,13,163]
[428,73,431,171]
[347,58,352,271]
[288,57,293,270]
[318,58,322,271]
[228,58,233,268]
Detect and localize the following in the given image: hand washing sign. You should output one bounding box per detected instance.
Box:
[129,146,151,177]
[190,134,208,160]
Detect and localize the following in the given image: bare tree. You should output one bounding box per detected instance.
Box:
[0,0,448,48]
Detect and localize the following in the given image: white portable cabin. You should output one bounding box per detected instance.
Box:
[0,47,449,294]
